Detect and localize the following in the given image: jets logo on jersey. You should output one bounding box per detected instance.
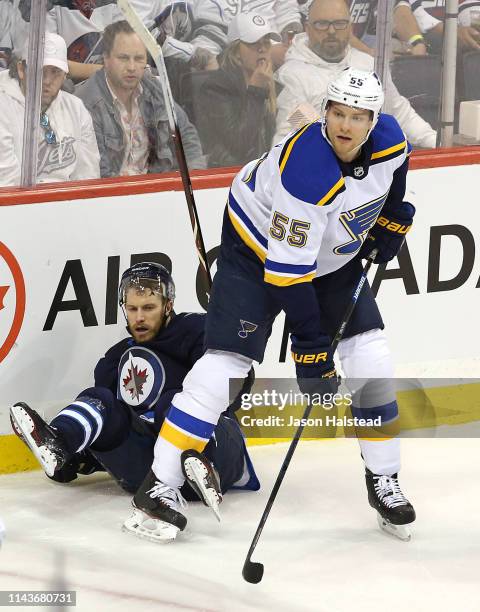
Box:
[117,347,165,408]
[334,192,389,255]
[238,320,258,339]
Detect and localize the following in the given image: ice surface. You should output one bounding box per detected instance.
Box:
[1,437,479,612]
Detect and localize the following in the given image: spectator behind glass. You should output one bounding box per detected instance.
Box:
[0,31,100,186]
[407,0,480,53]
[154,0,302,71]
[275,0,436,149]
[0,0,14,70]
[75,20,206,178]
[39,0,167,83]
[349,0,428,56]
[196,13,280,168]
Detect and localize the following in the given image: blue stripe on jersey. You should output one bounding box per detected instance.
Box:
[166,404,216,439]
[278,122,344,206]
[242,153,267,192]
[265,258,316,275]
[371,114,407,159]
[351,400,399,423]
[228,191,268,249]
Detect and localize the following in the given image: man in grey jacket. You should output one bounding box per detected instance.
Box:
[76,20,206,178]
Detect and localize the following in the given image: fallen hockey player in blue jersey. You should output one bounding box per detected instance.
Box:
[10,262,259,542]
[123,67,417,543]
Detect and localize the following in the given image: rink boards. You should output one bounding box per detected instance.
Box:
[1,159,479,472]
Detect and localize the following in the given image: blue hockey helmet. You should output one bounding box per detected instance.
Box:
[118,262,175,307]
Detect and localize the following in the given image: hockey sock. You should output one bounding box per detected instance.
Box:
[51,397,105,454]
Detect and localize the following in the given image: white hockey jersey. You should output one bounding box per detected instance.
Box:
[45,1,163,63]
[160,0,301,60]
[0,71,100,186]
[228,113,411,287]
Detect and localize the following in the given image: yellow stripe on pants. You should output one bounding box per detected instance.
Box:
[160,420,208,452]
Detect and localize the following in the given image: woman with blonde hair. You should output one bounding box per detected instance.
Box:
[196,13,280,168]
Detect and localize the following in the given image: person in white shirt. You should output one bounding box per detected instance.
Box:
[155,0,303,69]
[407,0,480,53]
[0,31,100,186]
[0,0,14,70]
[275,0,437,149]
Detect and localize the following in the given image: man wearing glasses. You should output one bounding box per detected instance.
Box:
[0,31,100,186]
[274,0,436,149]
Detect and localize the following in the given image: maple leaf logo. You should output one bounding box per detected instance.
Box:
[0,286,9,311]
[122,353,148,401]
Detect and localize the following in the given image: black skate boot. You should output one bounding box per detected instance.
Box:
[123,470,187,543]
[365,468,416,541]
[10,402,70,477]
[181,449,223,522]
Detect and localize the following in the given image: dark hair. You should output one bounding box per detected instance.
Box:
[102,20,136,57]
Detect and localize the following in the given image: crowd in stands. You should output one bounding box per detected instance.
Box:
[0,0,478,186]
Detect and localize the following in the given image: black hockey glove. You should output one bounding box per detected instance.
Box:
[291,336,340,399]
[360,202,415,264]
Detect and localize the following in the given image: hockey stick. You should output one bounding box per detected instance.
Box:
[118,0,213,295]
[242,249,378,584]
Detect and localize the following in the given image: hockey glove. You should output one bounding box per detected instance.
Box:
[291,336,340,399]
[360,202,415,264]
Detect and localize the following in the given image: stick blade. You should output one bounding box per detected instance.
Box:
[242,560,264,584]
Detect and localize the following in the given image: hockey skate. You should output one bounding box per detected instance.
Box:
[365,468,416,541]
[10,402,70,477]
[181,449,223,522]
[123,470,187,543]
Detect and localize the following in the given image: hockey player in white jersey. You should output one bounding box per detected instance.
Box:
[124,67,417,543]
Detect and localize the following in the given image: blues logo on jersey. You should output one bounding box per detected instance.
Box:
[117,346,166,409]
[334,191,389,255]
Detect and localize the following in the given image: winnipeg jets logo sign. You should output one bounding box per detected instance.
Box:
[117,347,165,408]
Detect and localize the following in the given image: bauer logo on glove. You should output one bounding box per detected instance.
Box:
[359,201,415,264]
[375,215,412,234]
[291,350,328,364]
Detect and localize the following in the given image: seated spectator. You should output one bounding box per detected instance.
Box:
[349,0,428,56]
[75,20,206,177]
[156,0,303,71]
[275,0,436,149]
[0,32,100,186]
[298,0,427,56]
[0,0,14,70]
[14,0,164,83]
[152,1,219,72]
[195,13,279,168]
[407,0,480,53]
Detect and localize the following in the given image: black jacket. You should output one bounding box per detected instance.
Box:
[196,66,276,168]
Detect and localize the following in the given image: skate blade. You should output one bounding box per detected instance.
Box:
[183,457,222,522]
[377,513,411,541]
[122,509,180,543]
[9,405,58,477]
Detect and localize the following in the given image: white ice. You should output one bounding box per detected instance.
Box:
[1,436,479,612]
